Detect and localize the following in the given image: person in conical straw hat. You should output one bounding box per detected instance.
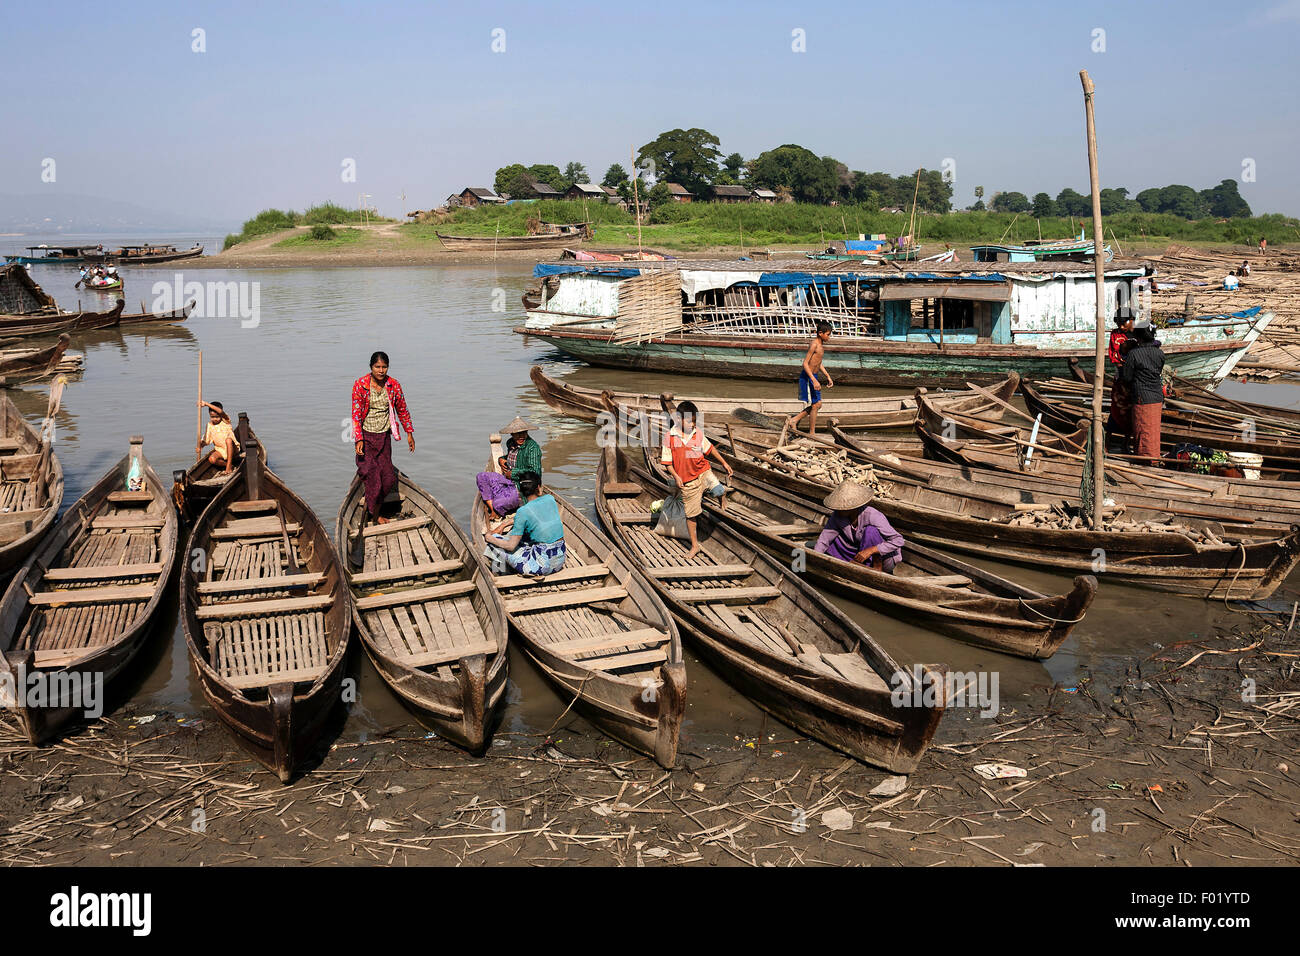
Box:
[813,480,905,571]
[476,415,543,520]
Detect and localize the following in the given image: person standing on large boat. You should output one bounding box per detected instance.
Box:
[786,321,834,435]
[351,350,414,524]
[1105,310,1134,452]
[1120,320,1165,462]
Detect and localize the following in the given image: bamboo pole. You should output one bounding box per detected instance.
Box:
[195,350,204,462]
[630,146,642,255]
[1080,69,1106,528]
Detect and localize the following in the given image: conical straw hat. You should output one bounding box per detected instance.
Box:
[822,480,873,511]
[503,416,532,433]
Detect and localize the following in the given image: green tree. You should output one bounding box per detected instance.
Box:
[1099,187,1138,215]
[494,163,535,199]
[914,169,952,212]
[1031,192,1057,217]
[991,191,1031,213]
[562,162,589,189]
[526,164,567,191]
[646,181,673,210]
[1160,184,1209,219]
[722,152,745,179]
[1055,187,1091,217]
[636,128,722,195]
[1201,179,1251,218]
[602,163,628,190]
[1134,188,1163,213]
[749,144,836,203]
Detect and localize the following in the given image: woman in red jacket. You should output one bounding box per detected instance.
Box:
[351,351,414,524]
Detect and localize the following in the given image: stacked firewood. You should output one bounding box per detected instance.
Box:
[755,439,894,497]
[997,503,1222,542]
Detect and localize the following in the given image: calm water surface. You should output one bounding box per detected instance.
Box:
[8,259,1294,752]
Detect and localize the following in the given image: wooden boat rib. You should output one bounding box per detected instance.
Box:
[0,436,179,742]
[336,470,507,752]
[530,364,1013,433]
[436,232,580,251]
[0,387,64,576]
[711,428,1300,601]
[596,445,943,771]
[180,440,351,782]
[632,444,1094,659]
[471,436,685,768]
[171,412,261,522]
[0,333,71,386]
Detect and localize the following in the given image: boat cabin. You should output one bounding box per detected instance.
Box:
[0,264,58,316]
[971,238,1109,263]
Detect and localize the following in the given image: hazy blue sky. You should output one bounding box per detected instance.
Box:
[3,0,1298,226]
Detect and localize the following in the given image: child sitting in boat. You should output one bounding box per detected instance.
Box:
[483,472,566,576]
[813,481,904,571]
[475,416,542,519]
[196,400,240,473]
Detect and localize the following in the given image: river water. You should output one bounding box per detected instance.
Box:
[7,253,1298,752]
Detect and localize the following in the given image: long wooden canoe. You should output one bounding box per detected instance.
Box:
[336,470,507,752]
[118,299,194,328]
[0,299,123,339]
[0,436,179,743]
[532,364,1014,433]
[171,412,261,522]
[471,436,685,767]
[632,445,1095,659]
[0,388,64,577]
[181,440,352,783]
[437,232,579,251]
[596,445,945,771]
[712,428,1300,601]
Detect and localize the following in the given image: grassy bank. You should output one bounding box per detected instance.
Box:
[406,199,1300,251]
[224,203,394,249]
[273,226,366,248]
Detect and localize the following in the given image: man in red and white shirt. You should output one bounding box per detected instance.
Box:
[660,401,734,558]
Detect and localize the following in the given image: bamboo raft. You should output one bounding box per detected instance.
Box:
[0,436,179,742]
[471,435,685,768]
[712,428,1300,601]
[633,445,1095,659]
[596,445,945,771]
[171,412,261,522]
[336,470,507,752]
[0,385,65,577]
[531,364,1014,432]
[180,441,351,783]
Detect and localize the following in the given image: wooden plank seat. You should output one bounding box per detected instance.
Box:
[646,564,752,579]
[225,666,327,690]
[106,490,153,505]
[210,517,302,539]
[760,523,823,537]
[354,579,476,611]
[228,499,279,514]
[348,558,462,586]
[357,515,432,538]
[398,639,499,669]
[0,438,21,453]
[589,648,669,671]
[547,628,668,658]
[613,512,655,523]
[503,584,628,614]
[29,584,156,606]
[601,482,643,496]
[195,593,333,620]
[494,564,608,589]
[43,562,164,582]
[90,515,166,531]
[666,585,782,603]
[198,572,325,595]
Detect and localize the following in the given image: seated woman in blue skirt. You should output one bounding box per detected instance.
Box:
[483,472,566,576]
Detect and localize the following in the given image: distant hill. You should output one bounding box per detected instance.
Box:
[0,192,233,235]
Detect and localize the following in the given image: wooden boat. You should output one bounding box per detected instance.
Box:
[711,428,1300,601]
[531,364,1012,432]
[436,231,580,251]
[632,445,1095,659]
[82,275,123,292]
[0,436,179,743]
[85,243,204,265]
[171,412,260,522]
[595,445,944,771]
[180,440,351,782]
[0,385,65,577]
[471,436,685,767]
[0,333,71,386]
[4,245,101,266]
[336,470,507,752]
[118,299,194,328]
[0,299,123,339]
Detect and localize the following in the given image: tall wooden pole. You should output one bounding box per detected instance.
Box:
[630,145,642,255]
[195,350,204,461]
[1080,70,1106,527]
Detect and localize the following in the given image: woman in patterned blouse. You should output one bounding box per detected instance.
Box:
[351,351,414,524]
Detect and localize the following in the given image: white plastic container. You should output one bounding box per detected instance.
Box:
[1228,451,1263,480]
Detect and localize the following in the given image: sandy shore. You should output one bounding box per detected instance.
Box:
[3,614,1294,866]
